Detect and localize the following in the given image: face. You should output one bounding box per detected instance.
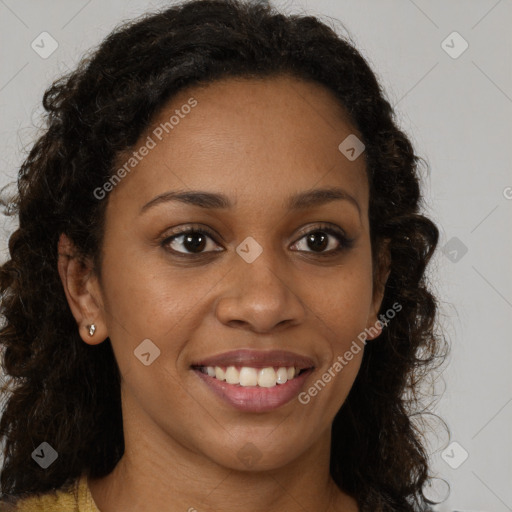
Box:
[63,75,388,472]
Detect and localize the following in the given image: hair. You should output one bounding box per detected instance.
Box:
[0,0,449,510]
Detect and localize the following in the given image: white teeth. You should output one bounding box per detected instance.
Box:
[258,367,277,387]
[225,366,239,384]
[239,367,258,387]
[203,365,302,387]
[276,367,288,384]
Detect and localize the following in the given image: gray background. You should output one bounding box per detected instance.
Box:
[1,1,511,510]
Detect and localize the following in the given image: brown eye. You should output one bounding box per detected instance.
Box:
[162,228,223,255]
[291,225,354,256]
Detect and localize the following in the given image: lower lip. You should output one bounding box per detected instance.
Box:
[193,368,313,413]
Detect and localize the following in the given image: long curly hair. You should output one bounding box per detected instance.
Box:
[0,0,448,509]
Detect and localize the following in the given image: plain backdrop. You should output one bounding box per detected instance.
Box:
[0,1,511,510]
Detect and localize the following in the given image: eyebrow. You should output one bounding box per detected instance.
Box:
[140,187,361,217]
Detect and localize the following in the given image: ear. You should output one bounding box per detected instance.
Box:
[57,233,108,345]
[365,238,391,340]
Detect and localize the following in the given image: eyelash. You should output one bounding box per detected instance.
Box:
[160,223,354,258]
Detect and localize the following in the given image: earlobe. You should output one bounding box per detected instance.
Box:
[57,233,108,345]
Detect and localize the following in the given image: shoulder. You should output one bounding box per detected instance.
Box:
[0,478,80,512]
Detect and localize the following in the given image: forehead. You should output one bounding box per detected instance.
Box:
[108,74,369,217]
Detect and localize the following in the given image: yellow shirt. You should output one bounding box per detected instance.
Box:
[0,473,100,512]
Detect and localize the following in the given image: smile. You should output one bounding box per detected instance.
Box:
[190,349,315,413]
[196,365,304,387]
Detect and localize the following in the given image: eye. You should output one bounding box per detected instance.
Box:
[291,223,354,256]
[161,225,222,256]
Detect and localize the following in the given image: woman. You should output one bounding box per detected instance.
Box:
[0,0,447,510]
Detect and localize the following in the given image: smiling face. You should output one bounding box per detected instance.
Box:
[61,74,389,474]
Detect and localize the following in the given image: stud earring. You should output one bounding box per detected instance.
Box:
[87,324,96,337]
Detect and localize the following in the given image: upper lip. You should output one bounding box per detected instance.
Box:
[191,349,315,370]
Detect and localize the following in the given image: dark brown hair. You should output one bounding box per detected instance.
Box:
[0,1,448,510]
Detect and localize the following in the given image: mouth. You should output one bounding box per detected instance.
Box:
[192,364,309,387]
[190,349,315,412]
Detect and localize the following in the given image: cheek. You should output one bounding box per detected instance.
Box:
[98,241,233,384]
[300,252,373,398]
[96,242,184,372]
[99,239,192,330]
[305,256,374,341]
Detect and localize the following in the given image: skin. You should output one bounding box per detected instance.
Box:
[58,74,390,512]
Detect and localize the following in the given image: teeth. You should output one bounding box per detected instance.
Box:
[239,367,258,387]
[276,367,288,384]
[225,366,239,384]
[203,365,302,387]
[258,367,277,387]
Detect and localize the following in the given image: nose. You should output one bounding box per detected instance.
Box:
[214,249,307,334]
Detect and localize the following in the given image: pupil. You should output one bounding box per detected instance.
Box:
[185,233,206,252]
[308,232,328,252]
